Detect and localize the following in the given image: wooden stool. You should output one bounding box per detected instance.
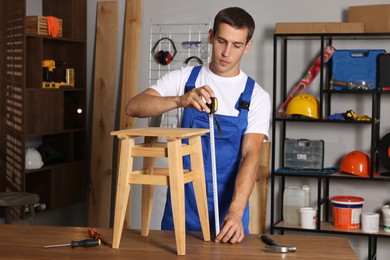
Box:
[111,127,211,255]
[0,192,39,224]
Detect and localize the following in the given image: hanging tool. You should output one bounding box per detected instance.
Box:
[207,97,221,239]
[278,45,336,116]
[329,77,372,91]
[261,235,297,253]
[88,227,111,247]
[43,238,101,249]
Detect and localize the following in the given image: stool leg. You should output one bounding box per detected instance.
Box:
[112,137,134,249]
[189,136,210,241]
[141,185,154,236]
[167,138,186,256]
[29,204,36,225]
[4,207,12,224]
[141,137,157,237]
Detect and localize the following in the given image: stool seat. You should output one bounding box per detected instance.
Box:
[0,192,39,224]
[111,127,211,255]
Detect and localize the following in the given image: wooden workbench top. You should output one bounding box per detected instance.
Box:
[0,224,357,259]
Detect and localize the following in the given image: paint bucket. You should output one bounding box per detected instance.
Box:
[331,196,364,229]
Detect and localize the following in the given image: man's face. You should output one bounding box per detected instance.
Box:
[208,23,252,77]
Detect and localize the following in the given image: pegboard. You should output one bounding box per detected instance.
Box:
[149,22,211,128]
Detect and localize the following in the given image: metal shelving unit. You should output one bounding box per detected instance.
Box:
[270,32,390,260]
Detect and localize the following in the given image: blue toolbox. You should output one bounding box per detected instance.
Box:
[331,49,386,90]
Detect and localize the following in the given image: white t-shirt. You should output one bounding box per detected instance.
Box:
[150,65,270,138]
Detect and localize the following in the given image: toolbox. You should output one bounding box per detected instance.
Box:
[284,138,324,170]
[331,49,386,90]
[378,54,390,89]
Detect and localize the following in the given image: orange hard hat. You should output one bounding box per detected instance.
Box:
[339,151,370,177]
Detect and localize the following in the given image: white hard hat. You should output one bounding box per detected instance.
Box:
[25,147,44,169]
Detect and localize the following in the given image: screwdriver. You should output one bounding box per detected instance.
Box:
[44,238,101,248]
[88,227,111,247]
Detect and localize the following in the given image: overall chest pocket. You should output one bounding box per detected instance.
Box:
[191,116,242,174]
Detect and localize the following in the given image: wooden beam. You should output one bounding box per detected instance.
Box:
[117,0,143,229]
[119,0,142,130]
[89,0,118,228]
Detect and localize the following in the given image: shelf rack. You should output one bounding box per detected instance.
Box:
[270,32,390,260]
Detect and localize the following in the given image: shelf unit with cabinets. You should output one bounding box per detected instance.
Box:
[270,32,390,260]
[0,0,87,219]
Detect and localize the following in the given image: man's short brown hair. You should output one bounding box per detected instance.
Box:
[212,7,255,44]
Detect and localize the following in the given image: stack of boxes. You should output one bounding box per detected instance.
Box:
[275,4,390,34]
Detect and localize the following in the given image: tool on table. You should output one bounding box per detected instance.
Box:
[261,235,296,253]
[42,59,75,89]
[278,45,336,116]
[329,77,372,91]
[207,97,221,240]
[44,238,101,249]
[88,227,111,247]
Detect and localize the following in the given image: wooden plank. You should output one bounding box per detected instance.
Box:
[119,0,142,130]
[117,0,143,230]
[249,141,271,234]
[89,0,118,228]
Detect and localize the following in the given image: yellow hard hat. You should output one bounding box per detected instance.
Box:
[285,94,320,119]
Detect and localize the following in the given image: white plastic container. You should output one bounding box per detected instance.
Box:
[382,205,390,232]
[302,185,311,207]
[362,212,379,233]
[300,207,317,229]
[283,186,309,225]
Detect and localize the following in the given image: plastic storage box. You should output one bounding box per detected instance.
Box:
[331,49,386,90]
[378,54,390,89]
[284,138,324,169]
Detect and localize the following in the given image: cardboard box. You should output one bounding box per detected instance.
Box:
[25,16,63,37]
[349,5,390,32]
[275,22,364,34]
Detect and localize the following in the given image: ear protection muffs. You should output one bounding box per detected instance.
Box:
[152,37,177,65]
[184,56,203,65]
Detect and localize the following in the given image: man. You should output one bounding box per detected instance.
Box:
[126,7,270,243]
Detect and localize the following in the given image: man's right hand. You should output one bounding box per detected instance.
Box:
[179,85,215,113]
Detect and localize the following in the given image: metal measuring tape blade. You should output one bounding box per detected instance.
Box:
[207,97,221,238]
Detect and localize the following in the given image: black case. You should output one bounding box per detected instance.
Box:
[378,53,390,88]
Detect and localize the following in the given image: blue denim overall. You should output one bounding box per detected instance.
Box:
[161,66,255,234]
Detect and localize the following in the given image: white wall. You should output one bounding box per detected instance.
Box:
[86,1,390,259]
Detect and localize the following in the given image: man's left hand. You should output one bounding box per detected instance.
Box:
[215,211,244,243]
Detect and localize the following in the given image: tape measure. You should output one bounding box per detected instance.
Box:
[207,97,220,237]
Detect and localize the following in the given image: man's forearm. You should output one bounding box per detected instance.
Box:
[126,89,180,118]
[228,153,258,217]
[228,134,265,216]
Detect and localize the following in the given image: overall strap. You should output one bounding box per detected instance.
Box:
[184,66,202,93]
[236,76,255,118]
